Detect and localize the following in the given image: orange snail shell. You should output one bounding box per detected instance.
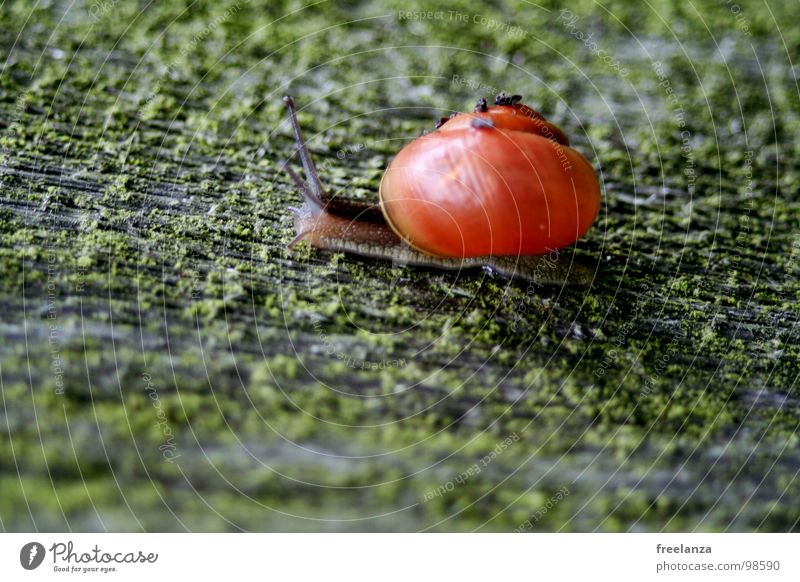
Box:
[379,95,601,258]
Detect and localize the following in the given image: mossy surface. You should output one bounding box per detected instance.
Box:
[1,0,799,531]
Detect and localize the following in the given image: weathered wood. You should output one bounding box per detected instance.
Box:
[1,1,799,532]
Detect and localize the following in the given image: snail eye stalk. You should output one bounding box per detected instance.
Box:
[283,95,328,202]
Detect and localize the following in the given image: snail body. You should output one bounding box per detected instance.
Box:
[282,94,600,284]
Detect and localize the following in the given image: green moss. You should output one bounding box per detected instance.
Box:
[0,0,798,532]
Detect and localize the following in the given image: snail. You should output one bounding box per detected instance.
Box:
[282,93,600,284]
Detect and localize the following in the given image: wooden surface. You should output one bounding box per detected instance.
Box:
[1,0,799,531]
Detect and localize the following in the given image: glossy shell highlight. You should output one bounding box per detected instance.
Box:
[379,103,601,258]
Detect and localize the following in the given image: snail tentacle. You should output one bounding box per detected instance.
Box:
[283,162,324,216]
[282,162,325,249]
[283,95,328,200]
